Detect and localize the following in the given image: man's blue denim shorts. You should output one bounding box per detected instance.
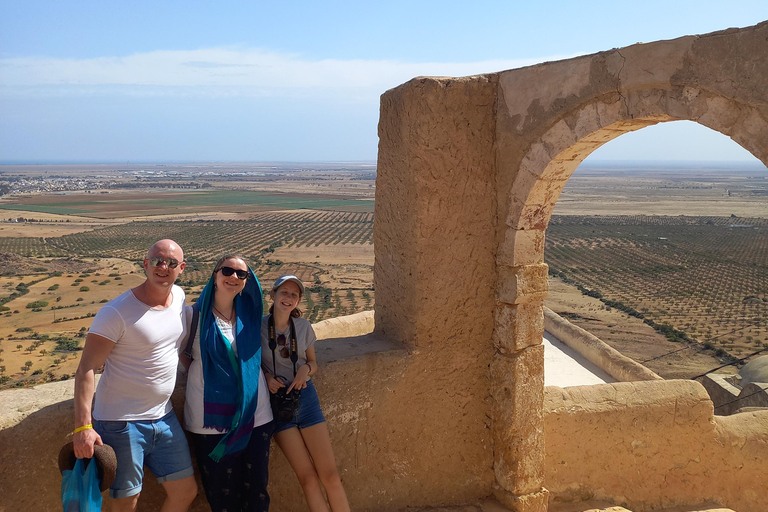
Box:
[94,410,194,499]
[274,379,326,433]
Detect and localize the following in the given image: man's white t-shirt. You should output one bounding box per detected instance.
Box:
[89,285,186,421]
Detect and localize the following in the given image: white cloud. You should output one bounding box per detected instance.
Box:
[0,48,577,97]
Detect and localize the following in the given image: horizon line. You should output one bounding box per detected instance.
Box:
[0,158,764,167]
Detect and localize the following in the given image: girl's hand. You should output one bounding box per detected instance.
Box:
[266,373,286,394]
[286,364,310,393]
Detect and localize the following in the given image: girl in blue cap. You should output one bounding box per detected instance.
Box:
[262,275,349,512]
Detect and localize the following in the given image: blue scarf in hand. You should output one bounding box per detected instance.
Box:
[197,266,263,461]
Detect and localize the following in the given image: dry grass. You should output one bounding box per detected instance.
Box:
[0,261,146,387]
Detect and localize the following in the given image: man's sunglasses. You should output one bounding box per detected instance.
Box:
[148,257,181,269]
[216,266,248,280]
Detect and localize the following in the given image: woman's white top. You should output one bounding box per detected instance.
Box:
[184,311,273,434]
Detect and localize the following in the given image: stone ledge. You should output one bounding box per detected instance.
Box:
[543,307,661,383]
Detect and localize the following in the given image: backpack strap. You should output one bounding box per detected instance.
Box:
[180,302,200,370]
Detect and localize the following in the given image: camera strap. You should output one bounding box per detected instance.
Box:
[268,314,298,379]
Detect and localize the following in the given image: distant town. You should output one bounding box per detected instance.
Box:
[0,162,377,196]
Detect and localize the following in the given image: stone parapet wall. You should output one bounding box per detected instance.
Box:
[544,380,768,512]
[0,311,493,511]
[312,310,374,340]
[698,374,741,415]
[543,307,662,383]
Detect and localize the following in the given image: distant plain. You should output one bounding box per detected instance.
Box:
[0,160,766,387]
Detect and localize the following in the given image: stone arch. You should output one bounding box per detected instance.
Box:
[492,35,768,509]
[376,21,768,512]
[507,90,768,233]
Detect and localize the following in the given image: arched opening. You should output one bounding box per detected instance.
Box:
[546,119,768,381]
[494,85,768,508]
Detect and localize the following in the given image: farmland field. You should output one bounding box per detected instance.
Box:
[0,189,373,218]
[3,210,765,387]
[546,215,768,369]
[1,161,766,388]
[0,209,375,389]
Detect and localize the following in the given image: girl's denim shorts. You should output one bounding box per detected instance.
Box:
[274,379,326,433]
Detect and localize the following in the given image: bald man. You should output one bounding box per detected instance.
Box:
[74,239,197,512]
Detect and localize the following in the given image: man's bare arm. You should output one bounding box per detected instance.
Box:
[73,333,115,459]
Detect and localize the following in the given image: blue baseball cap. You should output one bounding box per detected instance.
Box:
[272,274,305,295]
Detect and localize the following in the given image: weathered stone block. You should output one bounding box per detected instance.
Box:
[497,229,545,267]
[506,199,553,231]
[508,171,564,213]
[540,119,579,158]
[697,95,740,132]
[579,126,625,144]
[595,97,625,127]
[568,102,602,140]
[493,486,550,512]
[498,264,549,304]
[491,346,545,493]
[665,86,709,120]
[493,302,544,353]
[517,142,550,177]
[542,158,580,181]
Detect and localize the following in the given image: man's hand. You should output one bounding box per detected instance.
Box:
[73,428,103,459]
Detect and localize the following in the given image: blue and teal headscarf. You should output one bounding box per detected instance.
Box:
[196,264,263,461]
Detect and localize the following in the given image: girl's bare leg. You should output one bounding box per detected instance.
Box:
[300,423,350,512]
[275,427,329,512]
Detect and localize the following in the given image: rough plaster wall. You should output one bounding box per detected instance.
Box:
[374,75,500,505]
[543,380,768,512]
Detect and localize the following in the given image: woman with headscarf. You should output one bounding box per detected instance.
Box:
[181,254,273,512]
[262,274,350,512]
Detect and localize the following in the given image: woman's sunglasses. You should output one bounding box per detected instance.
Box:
[216,266,248,280]
[148,257,181,269]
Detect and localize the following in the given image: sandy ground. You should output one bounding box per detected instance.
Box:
[0,222,108,237]
[553,197,768,217]
[0,210,112,237]
[0,260,146,386]
[273,243,374,266]
[544,278,736,379]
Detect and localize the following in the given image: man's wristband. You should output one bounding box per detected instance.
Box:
[73,424,93,434]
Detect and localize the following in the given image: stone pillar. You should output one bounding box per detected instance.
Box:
[374,75,501,504]
[492,228,550,512]
[374,76,499,350]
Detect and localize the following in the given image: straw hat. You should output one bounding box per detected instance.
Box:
[58,442,117,492]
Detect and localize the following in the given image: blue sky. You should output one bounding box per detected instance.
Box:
[1,1,767,164]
